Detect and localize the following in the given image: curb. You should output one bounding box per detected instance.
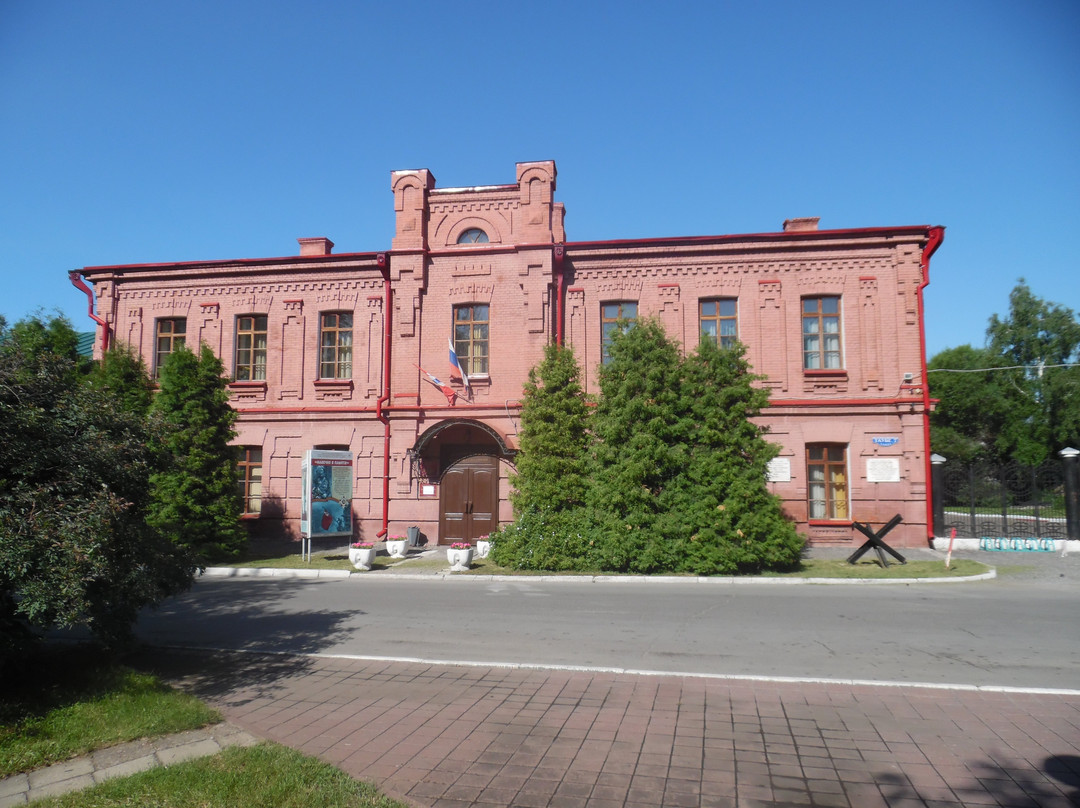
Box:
[202,567,997,584]
[0,723,259,807]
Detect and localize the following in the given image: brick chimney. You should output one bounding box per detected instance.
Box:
[298,237,334,256]
[782,217,820,232]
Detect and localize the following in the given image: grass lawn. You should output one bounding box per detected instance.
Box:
[0,646,219,777]
[27,742,409,808]
[223,547,991,579]
[2,645,410,808]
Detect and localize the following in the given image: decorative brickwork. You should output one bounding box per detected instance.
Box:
[75,161,943,548]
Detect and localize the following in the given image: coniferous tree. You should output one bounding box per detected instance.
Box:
[148,343,245,561]
[586,319,690,570]
[509,344,590,515]
[660,338,803,573]
[88,342,156,417]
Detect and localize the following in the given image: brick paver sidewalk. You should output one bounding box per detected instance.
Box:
[136,650,1080,807]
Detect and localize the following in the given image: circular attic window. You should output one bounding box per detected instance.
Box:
[456,228,489,244]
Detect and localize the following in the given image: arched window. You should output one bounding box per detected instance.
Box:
[456,228,489,244]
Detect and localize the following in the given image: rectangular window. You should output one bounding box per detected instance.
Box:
[601,301,638,364]
[454,304,489,375]
[237,447,263,516]
[807,444,848,521]
[802,296,842,369]
[155,318,186,377]
[235,315,268,381]
[699,299,738,349]
[319,312,353,379]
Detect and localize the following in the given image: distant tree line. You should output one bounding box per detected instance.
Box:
[0,314,244,667]
[928,280,1080,466]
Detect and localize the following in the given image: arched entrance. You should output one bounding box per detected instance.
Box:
[408,419,517,545]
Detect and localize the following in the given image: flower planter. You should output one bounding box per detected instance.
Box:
[447,547,474,571]
[386,539,407,558]
[349,547,375,571]
[475,540,492,559]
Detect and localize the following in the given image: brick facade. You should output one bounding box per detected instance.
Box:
[75,161,944,548]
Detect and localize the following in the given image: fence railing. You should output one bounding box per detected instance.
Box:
[931,454,1080,540]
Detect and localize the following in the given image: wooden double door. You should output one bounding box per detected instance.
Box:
[439,455,498,544]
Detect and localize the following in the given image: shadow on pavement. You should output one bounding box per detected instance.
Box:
[126,647,313,708]
[876,754,1079,806]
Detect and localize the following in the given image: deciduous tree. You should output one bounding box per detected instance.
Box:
[929,281,1080,464]
[0,317,195,662]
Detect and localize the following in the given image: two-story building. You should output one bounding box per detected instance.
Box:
[71,160,944,548]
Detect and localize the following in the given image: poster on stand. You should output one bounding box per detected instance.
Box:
[300,450,354,539]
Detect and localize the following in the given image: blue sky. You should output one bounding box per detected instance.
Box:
[2,0,1077,358]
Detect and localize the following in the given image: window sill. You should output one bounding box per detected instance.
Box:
[803,369,847,378]
[240,513,262,521]
[314,379,354,388]
[228,380,268,390]
[808,519,853,527]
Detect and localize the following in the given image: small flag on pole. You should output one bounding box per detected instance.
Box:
[448,338,469,391]
[416,364,456,406]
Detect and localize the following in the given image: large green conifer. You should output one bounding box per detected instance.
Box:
[148,343,245,561]
[509,344,590,515]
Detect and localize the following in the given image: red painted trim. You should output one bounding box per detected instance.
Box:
[80,251,383,274]
[918,226,946,541]
[232,402,524,416]
[564,225,934,252]
[657,282,680,288]
[283,299,303,304]
[376,252,392,539]
[67,272,111,352]
[566,286,584,294]
[554,243,566,345]
[199,302,219,308]
[758,279,781,285]
[859,276,877,282]
[765,397,924,408]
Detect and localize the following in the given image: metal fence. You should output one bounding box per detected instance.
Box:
[937,460,1067,539]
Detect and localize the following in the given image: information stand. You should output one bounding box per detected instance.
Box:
[300,450,354,562]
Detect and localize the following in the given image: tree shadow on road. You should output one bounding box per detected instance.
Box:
[129,577,361,707]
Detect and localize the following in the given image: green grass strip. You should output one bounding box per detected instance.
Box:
[27,743,409,808]
[0,648,219,777]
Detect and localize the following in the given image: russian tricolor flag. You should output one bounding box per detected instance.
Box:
[448,338,469,391]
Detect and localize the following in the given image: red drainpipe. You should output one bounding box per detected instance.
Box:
[554,243,566,345]
[917,226,945,542]
[67,271,111,353]
[375,252,392,539]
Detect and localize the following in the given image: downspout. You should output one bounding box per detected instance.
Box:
[553,243,565,346]
[375,252,392,539]
[67,271,111,353]
[917,226,945,543]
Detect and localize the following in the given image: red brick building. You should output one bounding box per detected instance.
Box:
[72,161,944,548]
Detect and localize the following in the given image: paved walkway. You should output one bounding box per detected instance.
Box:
[132,648,1080,808]
[7,551,1079,806]
[0,722,258,807]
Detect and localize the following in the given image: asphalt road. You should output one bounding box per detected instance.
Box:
[135,554,1080,691]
